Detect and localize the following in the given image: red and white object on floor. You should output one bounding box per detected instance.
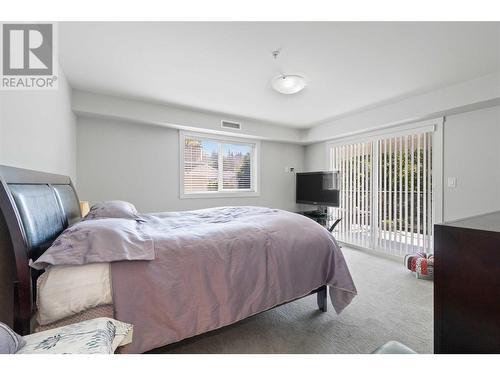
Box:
[404,252,434,280]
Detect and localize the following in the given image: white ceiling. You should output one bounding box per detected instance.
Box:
[59,22,500,128]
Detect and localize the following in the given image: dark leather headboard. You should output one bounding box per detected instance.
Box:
[10,184,66,260]
[53,185,81,226]
[0,165,81,334]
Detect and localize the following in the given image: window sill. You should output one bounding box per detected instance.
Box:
[180,191,260,199]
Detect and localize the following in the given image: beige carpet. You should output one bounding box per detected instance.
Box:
[150,247,433,354]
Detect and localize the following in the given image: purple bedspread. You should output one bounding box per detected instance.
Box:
[111,206,357,353]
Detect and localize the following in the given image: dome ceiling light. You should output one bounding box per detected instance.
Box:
[270,49,307,95]
[271,75,307,95]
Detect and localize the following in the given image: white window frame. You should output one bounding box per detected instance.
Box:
[324,117,444,253]
[179,131,261,199]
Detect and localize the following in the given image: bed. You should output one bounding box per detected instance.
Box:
[0,165,357,353]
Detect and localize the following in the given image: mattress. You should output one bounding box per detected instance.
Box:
[35,304,114,332]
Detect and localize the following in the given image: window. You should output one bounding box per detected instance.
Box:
[180,132,259,198]
[327,119,442,256]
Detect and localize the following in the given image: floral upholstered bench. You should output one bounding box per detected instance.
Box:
[404,252,434,280]
[1,317,133,354]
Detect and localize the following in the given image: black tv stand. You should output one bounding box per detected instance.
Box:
[300,210,328,219]
[298,209,342,234]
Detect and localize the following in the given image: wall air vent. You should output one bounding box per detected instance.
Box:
[221,120,242,130]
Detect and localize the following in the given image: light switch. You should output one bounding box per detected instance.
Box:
[447,177,457,188]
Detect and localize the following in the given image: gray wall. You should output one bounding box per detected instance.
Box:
[303,105,500,222]
[76,116,305,212]
[0,70,77,327]
[443,106,500,221]
[304,141,326,172]
[0,70,77,181]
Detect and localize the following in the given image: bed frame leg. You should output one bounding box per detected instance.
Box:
[316,285,327,312]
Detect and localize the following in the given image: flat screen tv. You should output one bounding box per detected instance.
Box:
[296,171,340,206]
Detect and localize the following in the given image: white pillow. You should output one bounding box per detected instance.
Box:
[36,263,112,325]
[17,318,133,354]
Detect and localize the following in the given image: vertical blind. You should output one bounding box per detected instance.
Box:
[184,136,254,194]
[329,130,433,256]
[329,141,373,249]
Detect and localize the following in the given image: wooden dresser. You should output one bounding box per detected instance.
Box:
[434,211,500,354]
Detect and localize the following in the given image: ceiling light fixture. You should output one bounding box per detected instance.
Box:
[271,75,307,95]
[270,50,306,95]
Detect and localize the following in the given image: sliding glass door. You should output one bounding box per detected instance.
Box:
[328,128,435,256]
